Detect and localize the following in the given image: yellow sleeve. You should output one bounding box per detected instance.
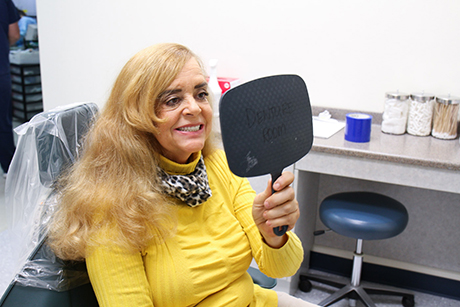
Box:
[86,244,153,307]
[212,150,304,279]
[233,178,304,278]
[257,232,304,278]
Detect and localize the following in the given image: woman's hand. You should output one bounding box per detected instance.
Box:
[252,171,300,248]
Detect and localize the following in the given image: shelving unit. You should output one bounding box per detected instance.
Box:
[10,63,43,122]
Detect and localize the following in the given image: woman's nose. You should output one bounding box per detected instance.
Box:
[182,97,201,115]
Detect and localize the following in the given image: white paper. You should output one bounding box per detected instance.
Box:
[313,117,346,139]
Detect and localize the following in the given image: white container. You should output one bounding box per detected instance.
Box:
[381,91,410,135]
[431,95,460,140]
[9,49,40,65]
[407,92,435,136]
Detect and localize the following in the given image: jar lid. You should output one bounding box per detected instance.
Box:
[436,95,460,105]
[410,92,435,103]
[385,91,409,100]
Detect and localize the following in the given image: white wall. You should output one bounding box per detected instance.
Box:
[36,0,460,114]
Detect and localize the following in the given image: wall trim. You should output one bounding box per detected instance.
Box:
[309,250,460,301]
[312,245,460,282]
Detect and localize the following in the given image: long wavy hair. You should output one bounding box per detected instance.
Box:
[48,43,215,260]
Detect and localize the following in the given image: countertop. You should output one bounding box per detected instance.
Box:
[311,107,460,172]
[313,126,460,171]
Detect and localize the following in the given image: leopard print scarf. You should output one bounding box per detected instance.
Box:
[158,156,212,207]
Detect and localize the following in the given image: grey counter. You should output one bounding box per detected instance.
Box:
[313,124,460,171]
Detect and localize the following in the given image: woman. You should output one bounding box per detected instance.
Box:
[49,43,316,307]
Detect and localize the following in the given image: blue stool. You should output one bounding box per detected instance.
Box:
[299,192,415,307]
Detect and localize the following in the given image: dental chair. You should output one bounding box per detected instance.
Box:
[0,103,99,307]
[0,102,276,307]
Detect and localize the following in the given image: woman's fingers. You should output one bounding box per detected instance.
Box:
[252,171,300,244]
[263,198,299,229]
[271,171,294,193]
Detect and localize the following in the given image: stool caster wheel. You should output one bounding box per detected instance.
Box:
[298,275,312,292]
[402,295,415,307]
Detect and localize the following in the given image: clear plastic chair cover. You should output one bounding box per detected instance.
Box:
[4,102,98,291]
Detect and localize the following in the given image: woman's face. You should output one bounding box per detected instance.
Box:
[155,57,213,164]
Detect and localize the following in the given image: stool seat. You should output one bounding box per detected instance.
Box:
[300,191,414,307]
[320,192,409,240]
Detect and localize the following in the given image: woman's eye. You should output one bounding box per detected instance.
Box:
[165,97,181,107]
[197,91,209,101]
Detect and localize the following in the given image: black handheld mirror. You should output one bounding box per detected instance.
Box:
[219,74,313,236]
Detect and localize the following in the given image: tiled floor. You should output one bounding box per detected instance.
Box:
[0,172,15,297]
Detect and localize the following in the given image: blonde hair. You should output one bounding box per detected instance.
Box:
[48,43,215,260]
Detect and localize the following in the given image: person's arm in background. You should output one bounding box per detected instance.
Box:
[9,21,20,45]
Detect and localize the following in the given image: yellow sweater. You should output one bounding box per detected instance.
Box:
[86,150,304,307]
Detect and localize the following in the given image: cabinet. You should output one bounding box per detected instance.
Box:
[10,63,43,122]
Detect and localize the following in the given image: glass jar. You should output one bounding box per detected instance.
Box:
[407,92,435,136]
[381,91,410,135]
[431,95,460,139]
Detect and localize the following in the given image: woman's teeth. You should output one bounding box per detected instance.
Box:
[178,125,201,132]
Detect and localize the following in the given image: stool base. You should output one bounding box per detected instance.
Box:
[300,273,415,307]
[299,240,414,306]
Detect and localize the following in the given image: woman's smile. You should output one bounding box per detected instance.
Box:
[176,124,203,132]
